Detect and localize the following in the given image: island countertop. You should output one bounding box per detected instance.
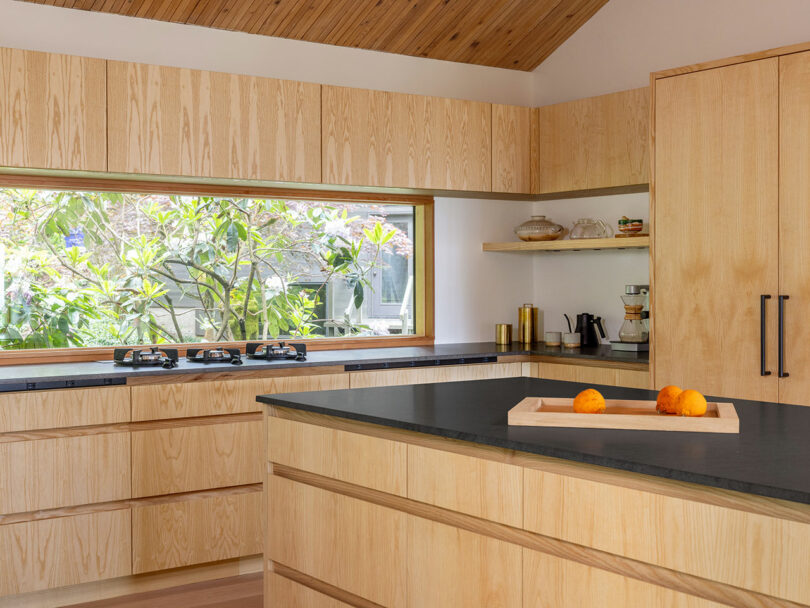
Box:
[258,377,810,505]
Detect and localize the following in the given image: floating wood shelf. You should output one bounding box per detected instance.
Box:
[482,237,650,252]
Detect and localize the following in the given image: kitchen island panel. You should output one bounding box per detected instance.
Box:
[265,573,352,608]
[524,467,810,604]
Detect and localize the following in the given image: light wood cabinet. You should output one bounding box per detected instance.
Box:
[132,490,261,574]
[348,362,522,388]
[492,104,532,193]
[407,516,521,608]
[323,85,491,191]
[532,361,649,389]
[267,475,408,607]
[268,416,407,496]
[0,48,106,171]
[0,386,129,433]
[523,467,810,604]
[131,374,348,420]
[0,433,130,513]
[653,59,780,401]
[523,550,725,608]
[778,51,810,407]
[131,419,262,497]
[0,509,131,596]
[533,87,649,194]
[107,61,320,182]
[266,574,352,608]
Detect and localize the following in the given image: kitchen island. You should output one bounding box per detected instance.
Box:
[259,378,810,608]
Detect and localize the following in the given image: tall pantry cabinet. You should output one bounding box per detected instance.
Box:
[653,52,810,406]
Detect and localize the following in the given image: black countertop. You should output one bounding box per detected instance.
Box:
[259,377,810,505]
[0,342,647,391]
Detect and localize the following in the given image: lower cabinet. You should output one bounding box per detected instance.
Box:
[0,509,131,596]
[132,490,262,574]
[348,362,523,388]
[533,361,650,389]
[522,551,724,608]
[265,573,351,608]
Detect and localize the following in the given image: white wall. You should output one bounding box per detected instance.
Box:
[0,0,537,344]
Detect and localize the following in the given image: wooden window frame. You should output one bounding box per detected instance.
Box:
[0,174,435,365]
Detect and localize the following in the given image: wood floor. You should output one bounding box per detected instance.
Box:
[69,574,262,608]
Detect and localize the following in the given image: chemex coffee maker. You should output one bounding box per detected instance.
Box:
[610,284,650,351]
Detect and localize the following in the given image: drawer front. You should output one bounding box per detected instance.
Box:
[132,490,261,574]
[0,433,131,513]
[268,475,407,608]
[535,362,650,389]
[523,550,724,608]
[266,573,352,608]
[132,374,348,421]
[407,444,522,526]
[523,468,810,603]
[0,509,131,595]
[407,515,521,608]
[349,362,522,388]
[0,387,130,433]
[132,420,262,497]
[268,417,407,495]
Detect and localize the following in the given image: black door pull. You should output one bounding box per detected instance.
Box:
[778,295,789,378]
[760,295,771,376]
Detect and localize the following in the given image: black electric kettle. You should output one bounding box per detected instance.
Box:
[574,313,606,347]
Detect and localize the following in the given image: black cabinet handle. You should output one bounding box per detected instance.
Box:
[761,295,771,376]
[778,295,789,378]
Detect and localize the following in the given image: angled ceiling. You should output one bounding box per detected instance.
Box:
[18,0,610,71]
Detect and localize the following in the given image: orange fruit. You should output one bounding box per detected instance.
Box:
[573,388,606,414]
[674,389,708,417]
[656,385,683,414]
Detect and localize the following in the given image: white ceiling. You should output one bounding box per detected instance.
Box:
[533,0,810,105]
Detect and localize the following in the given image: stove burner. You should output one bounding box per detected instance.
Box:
[113,347,179,369]
[246,341,307,361]
[186,347,243,365]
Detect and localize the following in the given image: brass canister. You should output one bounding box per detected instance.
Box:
[518,303,538,344]
[495,323,512,345]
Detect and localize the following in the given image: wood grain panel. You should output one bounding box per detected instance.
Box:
[0,509,130,596]
[132,490,261,573]
[523,467,810,604]
[132,374,348,420]
[523,550,725,608]
[131,420,261,497]
[535,361,650,389]
[0,433,130,514]
[407,443,522,527]
[21,1,608,71]
[492,104,531,193]
[348,362,522,388]
[267,475,407,607]
[653,59,779,400]
[535,87,649,194]
[266,573,352,608]
[407,515,521,608]
[0,47,106,171]
[778,51,810,408]
[0,386,129,433]
[107,60,320,181]
[322,86,395,187]
[268,416,407,496]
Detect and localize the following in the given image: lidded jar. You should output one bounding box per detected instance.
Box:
[570,218,613,239]
[514,215,564,241]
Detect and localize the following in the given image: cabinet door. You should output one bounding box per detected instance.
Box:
[778,51,810,407]
[492,104,531,193]
[0,48,106,171]
[653,59,779,401]
[108,61,320,182]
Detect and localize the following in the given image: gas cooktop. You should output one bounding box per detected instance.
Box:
[246,341,307,361]
[113,347,179,368]
[186,347,243,365]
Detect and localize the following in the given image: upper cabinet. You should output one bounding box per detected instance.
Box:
[107,61,321,183]
[492,104,532,194]
[323,85,492,191]
[532,87,650,195]
[0,48,106,172]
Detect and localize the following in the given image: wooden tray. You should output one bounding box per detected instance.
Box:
[508,398,739,433]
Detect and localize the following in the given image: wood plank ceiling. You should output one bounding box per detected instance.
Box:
[19,0,610,71]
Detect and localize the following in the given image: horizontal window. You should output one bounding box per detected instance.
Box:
[0,186,429,355]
